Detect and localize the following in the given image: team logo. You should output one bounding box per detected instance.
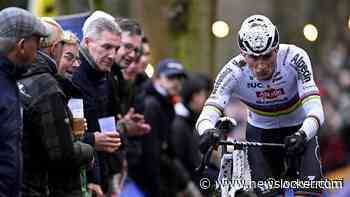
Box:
[256,88,285,99]
[247,82,263,88]
[291,53,311,83]
[212,67,233,94]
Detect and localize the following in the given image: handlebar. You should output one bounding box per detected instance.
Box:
[217,140,285,148]
[195,139,284,173]
[196,117,285,173]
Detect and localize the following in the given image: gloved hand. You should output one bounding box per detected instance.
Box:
[284,130,307,156]
[199,129,220,154]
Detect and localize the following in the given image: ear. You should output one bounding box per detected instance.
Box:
[84,37,91,48]
[49,42,57,57]
[16,38,26,54]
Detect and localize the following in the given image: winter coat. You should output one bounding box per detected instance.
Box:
[18,51,93,197]
[0,55,23,197]
[72,46,123,192]
[132,81,180,197]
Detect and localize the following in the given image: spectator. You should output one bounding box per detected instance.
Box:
[107,17,151,195]
[72,16,122,196]
[0,7,50,197]
[115,18,143,73]
[123,36,152,182]
[172,74,211,182]
[172,73,216,196]
[56,30,82,99]
[136,37,151,76]
[133,36,152,94]
[73,16,149,195]
[18,17,94,197]
[113,17,143,115]
[58,31,80,79]
[134,58,186,197]
[110,17,150,139]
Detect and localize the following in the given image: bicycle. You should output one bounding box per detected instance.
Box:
[196,117,329,197]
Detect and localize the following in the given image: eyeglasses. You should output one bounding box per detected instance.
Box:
[122,43,141,56]
[63,53,80,64]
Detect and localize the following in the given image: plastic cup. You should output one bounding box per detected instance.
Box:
[68,98,84,118]
[68,98,85,137]
[98,116,117,133]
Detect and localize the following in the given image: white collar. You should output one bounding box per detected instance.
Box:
[153,83,168,97]
[174,102,190,117]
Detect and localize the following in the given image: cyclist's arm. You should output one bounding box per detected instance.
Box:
[196,62,240,135]
[293,47,324,141]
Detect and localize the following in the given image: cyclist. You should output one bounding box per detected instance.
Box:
[196,14,325,196]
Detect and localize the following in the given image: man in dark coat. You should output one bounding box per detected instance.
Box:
[73,15,149,195]
[0,7,50,197]
[18,18,94,197]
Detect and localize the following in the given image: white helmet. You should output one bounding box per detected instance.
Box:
[238,15,279,56]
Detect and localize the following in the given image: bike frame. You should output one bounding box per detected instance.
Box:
[197,140,328,197]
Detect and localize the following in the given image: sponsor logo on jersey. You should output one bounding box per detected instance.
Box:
[247,82,263,88]
[272,76,283,83]
[291,53,311,83]
[231,56,246,67]
[274,80,287,86]
[272,71,285,84]
[256,88,285,99]
[212,67,232,94]
[273,71,281,78]
[272,72,283,83]
[256,97,288,104]
[302,84,316,91]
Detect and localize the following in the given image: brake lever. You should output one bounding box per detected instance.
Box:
[195,146,214,174]
[196,117,237,174]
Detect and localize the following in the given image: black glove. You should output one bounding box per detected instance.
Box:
[199,129,220,154]
[284,130,307,156]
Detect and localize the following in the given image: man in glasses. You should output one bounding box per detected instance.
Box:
[18,17,94,197]
[114,18,142,75]
[111,18,150,134]
[196,15,325,196]
[58,31,81,79]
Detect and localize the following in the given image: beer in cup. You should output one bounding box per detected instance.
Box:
[68,98,85,137]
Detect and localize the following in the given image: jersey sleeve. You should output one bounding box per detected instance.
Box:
[290,46,324,140]
[196,58,241,135]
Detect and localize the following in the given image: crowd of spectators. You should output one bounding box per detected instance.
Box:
[0,6,349,197]
[0,7,220,197]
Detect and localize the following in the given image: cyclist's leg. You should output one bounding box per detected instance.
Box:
[297,136,324,195]
[246,124,288,197]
